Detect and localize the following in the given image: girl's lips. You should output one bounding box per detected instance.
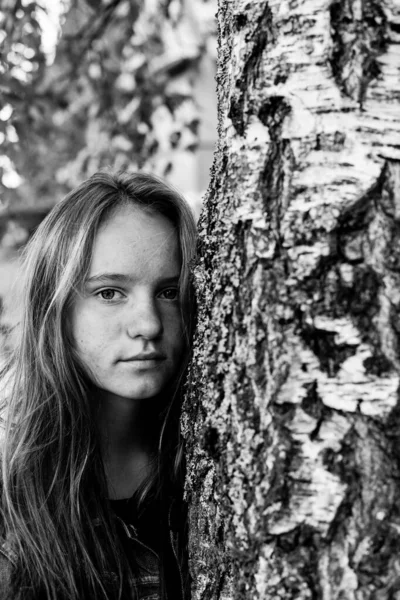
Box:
[120,353,166,361]
[119,356,166,370]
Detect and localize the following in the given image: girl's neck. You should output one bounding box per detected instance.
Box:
[96,393,155,451]
[94,391,161,499]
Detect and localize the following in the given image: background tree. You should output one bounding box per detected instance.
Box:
[0,0,216,209]
[0,0,47,201]
[183,0,400,598]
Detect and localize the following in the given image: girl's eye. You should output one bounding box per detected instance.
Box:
[97,289,122,301]
[159,288,178,301]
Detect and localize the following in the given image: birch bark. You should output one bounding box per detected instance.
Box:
[183,0,400,598]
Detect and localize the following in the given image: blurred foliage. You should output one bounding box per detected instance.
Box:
[0,0,217,209]
[0,0,46,200]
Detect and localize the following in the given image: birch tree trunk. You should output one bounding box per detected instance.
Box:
[182,0,400,598]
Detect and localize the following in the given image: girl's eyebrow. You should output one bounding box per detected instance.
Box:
[85,273,180,285]
[86,273,131,285]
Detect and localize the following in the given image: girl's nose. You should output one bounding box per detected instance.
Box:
[126,298,163,340]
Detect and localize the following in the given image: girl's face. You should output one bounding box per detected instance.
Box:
[69,203,185,401]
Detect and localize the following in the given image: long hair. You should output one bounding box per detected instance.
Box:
[0,171,197,599]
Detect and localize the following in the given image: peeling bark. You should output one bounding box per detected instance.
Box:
[182,0,400,598]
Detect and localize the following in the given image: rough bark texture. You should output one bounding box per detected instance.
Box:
[182,0,400,598]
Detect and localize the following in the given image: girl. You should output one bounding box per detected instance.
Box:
[0,171,197,600]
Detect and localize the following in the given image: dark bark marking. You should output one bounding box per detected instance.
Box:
[315,130,346,152]
[322,420,400,595]
[383,223,400,273]
[321,447,344,479]
[202,426,221,461]
[322,427,362,541]
[390,21,400,34]
[227,97,244,137]
[386,400,400,472]
[301,322,359,376]
[363,353,394,376]
[303,262,390,376]
[258,96,294,248]
[292,161,400,378]
[337,163,384,230]
[228,3,275,135]
[234,13,247,30]
[273,525,322,599]
[329,0,388,107]
[258,96,292,127]
[337,265,386,354]
[302,381,331,421]
[274,401,297,421]
[377,160,400,222]
[389,303,400,360]
[273,68,290,85]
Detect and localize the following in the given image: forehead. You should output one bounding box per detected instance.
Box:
[89,204,180,277]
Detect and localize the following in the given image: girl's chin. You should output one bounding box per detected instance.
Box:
[98,384,166,402]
